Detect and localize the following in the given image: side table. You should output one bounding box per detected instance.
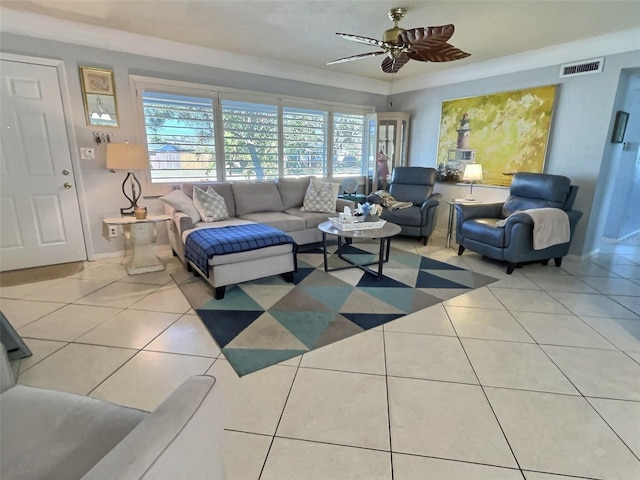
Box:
[102,214,171,274]
[446,199,483,248]
[337,193,368,204]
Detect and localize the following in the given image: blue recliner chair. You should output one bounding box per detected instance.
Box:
[455,172,582,274]
[369,167,441,245]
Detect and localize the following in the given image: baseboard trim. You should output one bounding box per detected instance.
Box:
[0,261,84,286]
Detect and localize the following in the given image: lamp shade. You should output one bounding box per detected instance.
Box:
[106,143,149,170]
[462,163,483,182]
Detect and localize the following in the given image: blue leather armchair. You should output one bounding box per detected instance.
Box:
[369,167,441,245]
[455,172,583,274]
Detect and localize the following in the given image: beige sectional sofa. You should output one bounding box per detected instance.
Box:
[163,177,355,297]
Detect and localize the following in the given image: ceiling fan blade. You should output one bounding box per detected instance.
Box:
[381,53,410,73]
[407,43,471,62]
[336,33,386,48]
[327,51,385,65]
[399,25,455,49]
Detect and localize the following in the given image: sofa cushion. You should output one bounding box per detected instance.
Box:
[232,182,284,216]
[381,205,423,227]
[193,186,230,222]
[284,207,331,229]
[238,211,306,233]
[276,177,313,209]
[0,385,146,480]
[502,173,571,217]
[460,218,506,247]
[160,189,201,223]
[300,179,338,213]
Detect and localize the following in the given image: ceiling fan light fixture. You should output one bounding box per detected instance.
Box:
[384,7,407,44]
[387,7,406,23]
[383,26,405,44]
[327,6,470,74]
[388,48,403,59]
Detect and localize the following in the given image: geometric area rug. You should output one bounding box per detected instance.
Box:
[172,243,498,377]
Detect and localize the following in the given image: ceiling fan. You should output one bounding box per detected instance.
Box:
[327,7,470,74]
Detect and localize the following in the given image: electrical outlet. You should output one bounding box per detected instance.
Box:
[80,147,95,160]
[108,225,118,238]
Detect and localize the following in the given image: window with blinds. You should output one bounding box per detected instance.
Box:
[142,91,216,182]
[333,113,365,177]
[221,100,278,180]
[283,107,328,177]
[137,78,372,184]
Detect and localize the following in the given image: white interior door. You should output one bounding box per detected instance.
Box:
[0,59,86,271]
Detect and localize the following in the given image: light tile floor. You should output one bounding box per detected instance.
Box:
[2,230,640,480]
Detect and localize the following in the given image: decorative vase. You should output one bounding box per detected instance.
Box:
[364,214,379,222]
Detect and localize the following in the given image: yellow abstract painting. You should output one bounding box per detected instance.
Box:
[437,85,558,187]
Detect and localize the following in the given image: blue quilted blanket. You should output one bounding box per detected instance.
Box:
[184,224,297,277]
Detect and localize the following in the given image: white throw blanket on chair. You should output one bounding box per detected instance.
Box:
[496,207,570,250]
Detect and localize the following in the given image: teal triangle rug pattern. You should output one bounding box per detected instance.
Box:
[172,244,497,376]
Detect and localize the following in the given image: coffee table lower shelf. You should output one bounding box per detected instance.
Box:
[317,220,402,279]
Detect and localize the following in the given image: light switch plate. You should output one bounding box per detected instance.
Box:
[80,147,95,160]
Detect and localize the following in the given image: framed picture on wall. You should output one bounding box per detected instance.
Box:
[611,110,629,143]
[436,84,558,187]
[79,67,119,128]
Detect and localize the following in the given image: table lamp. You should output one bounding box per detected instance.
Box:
[462,163,483,200]
[106,143,149,216]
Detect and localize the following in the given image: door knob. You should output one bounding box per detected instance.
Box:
[64,182,73,189]
[62,169,71,175]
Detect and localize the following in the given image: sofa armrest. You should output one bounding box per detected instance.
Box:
[501,212,534,228]
[499,213,534,247]
[566,210,583,234]
[0,344,15,393]
[82,375,225,480]
[164,203,196,237]
[176,212,196,237]
[420,193,441,211]
[501,210,582,247]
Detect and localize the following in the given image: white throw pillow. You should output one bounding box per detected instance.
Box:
[192,186,230,222]
[300,179,337,213]
[159,189,201,223]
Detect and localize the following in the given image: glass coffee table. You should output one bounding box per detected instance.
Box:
[317,220,402,279]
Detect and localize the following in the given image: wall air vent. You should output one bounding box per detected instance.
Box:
[560,58,604,78]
